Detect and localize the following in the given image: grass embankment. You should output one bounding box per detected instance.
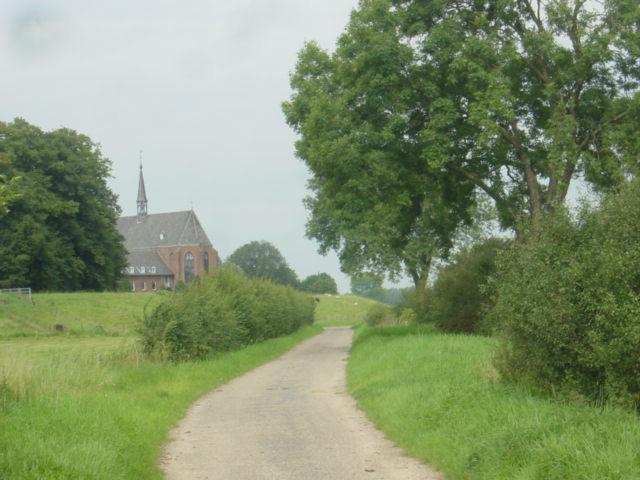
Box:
[0,324,321,479]
[0,292,161,336]
[348,327,640,480]
[313,294,380,327]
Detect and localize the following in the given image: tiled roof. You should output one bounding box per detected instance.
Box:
[117,210,213,251]
[125,250,173,276]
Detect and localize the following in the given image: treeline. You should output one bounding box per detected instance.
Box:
[141,266,315,360]
[226,240,338,295]
[284,0,640,409]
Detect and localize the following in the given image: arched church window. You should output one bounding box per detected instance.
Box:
[184,252,195,283]
[203,252,209,273]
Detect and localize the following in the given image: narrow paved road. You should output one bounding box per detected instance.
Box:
[161,327,441,480]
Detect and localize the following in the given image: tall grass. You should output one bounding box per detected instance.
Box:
[0,292,161,337]
[0,326,321,479]
[348,327,640,480]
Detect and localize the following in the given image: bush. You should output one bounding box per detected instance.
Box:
[299,273,338,294]
[427,239,507,333]
[489,181,640,406]
[140,266,315,361]
[364,304,396,327]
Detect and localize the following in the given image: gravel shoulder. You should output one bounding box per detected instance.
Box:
[161,327,442,480]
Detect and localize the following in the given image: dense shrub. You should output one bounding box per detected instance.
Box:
[489,181,640,406]
[427,239,507,333]
[394,288,430,323]
[141,266,315,360]
[364,304,396,326]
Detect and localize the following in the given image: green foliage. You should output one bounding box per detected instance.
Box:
[0,119,126,291]
[284,0,640,290]
[0,174,19,217]
[489,181,640,406]
[226,241,299,287]
[427,239,507,333]
[348,328,640,480]
[350,272,384,300]
[141,266,315,361]
[363,304,396,327]
[283,4,476,288]
[299,272,338,294]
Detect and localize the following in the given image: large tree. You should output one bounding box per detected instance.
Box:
[226,241,299,287]
[284,6,475,290]
[0,119,126,291]
[284,0,640,286]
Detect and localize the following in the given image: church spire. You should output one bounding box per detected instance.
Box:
[137,152,148,220]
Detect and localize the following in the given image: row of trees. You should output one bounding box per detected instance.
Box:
[284,0,640,288]
[226,240,338,294]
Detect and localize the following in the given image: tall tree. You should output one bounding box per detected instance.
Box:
[283,5,475,289]
[226,241,299,287]
[394,0,640,226]
[284,0,640,286]
[0,119,126,291]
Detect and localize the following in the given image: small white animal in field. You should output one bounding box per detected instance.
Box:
[354,302,358,305]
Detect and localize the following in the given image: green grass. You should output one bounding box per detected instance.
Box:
[313,294,381,327]
[0,325,322,479]
[0,292,161,337]
[348,327,640,480]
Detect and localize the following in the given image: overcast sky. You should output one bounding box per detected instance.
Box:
[0,0,413,293]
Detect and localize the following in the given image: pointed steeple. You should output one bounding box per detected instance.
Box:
[137,153,148,221]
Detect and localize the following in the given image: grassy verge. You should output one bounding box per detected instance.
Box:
[314,294,380,327]
[348,327,640,480]
[0,325,321,479]
[0,292,161,337]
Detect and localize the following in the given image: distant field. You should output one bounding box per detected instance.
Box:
[0,291,161,337]
[349,327,640,480]
[314,294,380,327]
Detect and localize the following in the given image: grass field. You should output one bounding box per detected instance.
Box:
[0,292,161,337]
[313,294,380,327]
[0,325,321,479]
[0,291,374,478]
[348,326,640,480]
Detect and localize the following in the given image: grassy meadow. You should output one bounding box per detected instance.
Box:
[0,290,326,479]
[0,291,161,337]
[348,326,640,480]
[313,294,380,327]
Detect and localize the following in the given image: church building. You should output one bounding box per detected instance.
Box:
[117,165,221,291]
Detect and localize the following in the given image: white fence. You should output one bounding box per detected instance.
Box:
[0,287,33,303]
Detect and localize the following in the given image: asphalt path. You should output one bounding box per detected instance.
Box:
[161,327,441,480]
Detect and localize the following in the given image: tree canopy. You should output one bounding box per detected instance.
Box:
[0,119,127,291]
[226,241,299,287]
[350,272,385,300]
[284,0,640,287]
[299,272,338,294]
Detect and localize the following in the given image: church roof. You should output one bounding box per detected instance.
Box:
[117,210,213,251]
[125,251,173,276]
